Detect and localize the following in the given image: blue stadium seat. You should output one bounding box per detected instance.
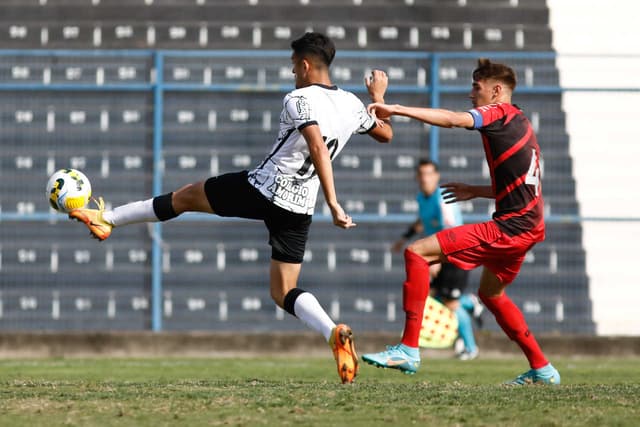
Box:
[0,22,42,48]
[0,0,592,334]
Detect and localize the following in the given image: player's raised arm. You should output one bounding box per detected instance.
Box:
[299,124,355,230]
[368,103,474,129]
[364,70,393,143]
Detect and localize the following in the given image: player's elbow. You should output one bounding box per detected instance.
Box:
[442,115,461,128]
[371,127,393,143]
[307,142,330,163]
[449,112,474,128]
[376,133,392,143]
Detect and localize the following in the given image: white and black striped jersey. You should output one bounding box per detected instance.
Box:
[248,83,376,215]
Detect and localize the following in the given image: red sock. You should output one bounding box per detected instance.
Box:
[479,291,548,369]
[400,249,430,348]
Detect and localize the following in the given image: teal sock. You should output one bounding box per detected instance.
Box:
[459,294,474,312]
[455,306,477,352]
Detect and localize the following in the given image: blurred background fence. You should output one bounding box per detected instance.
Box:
[0,49,596,335]
[1,0,639,336]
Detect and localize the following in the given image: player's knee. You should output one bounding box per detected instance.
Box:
[478,291,491,305]
[404,245,426,264]
[171,184,193,213]
[404,245,435,264]
[405,238,441,262]
[405,243,421,256]
[172,182,211,214]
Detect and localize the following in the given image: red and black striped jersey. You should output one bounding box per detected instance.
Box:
[468,103,544,239]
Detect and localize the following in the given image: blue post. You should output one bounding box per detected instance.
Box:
[151,51,164,332]
[429,54,440,163]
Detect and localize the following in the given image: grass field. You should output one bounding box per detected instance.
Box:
[1,356,639,427]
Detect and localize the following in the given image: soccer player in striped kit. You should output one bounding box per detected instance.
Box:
[362,58,560,385]
[70,32,393,384]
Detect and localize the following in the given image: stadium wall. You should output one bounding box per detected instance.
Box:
[548,0,640,335]
[0,331,639,359]
[0,50,595,336]
[0,50,592,333]
[0,0,609,337]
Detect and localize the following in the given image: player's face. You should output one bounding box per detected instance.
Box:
[469,79,498,108]
[417,164,439,196]
[291,53,308,88]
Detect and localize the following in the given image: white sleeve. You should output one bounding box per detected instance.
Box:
[354,99,377,134]
[284,93,317,130]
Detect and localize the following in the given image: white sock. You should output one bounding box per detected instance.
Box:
[102,199,158,227]
[293,292,336,342]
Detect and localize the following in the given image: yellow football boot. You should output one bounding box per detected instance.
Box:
[69,197,113,241]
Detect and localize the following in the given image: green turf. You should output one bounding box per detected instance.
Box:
[0,357,638,426]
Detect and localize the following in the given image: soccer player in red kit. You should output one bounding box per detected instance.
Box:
[362,58,560,385]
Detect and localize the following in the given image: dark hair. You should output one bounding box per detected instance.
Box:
[417,158,439,171]
[472,58,517,90]
[290,32,336,67]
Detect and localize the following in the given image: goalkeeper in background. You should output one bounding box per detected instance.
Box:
[392,158,481,360]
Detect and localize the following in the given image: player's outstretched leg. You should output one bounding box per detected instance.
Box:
[507,363,561,385]
[68,196,113,241]
[329,324,359,384]
[68,192,177,241]
[69,183,211,241]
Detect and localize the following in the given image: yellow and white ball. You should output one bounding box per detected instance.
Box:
[46,168,92,213]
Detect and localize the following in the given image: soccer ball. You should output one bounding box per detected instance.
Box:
[46,168,92,213]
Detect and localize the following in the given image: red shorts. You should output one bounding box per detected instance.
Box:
[436,221,542,284]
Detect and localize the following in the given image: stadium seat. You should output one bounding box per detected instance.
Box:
[0,0,593,334]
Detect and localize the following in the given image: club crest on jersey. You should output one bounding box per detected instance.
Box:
[295,96,311,121]
[267,175,309,208]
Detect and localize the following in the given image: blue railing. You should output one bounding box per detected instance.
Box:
[1,49,635,331]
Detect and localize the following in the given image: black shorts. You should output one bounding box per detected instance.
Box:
[431,262,470,300]
[204,171,312,264]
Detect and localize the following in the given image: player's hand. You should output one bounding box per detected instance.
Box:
[367,106,387,129]
[330,203,356,229]
[367,102,396,123]
[440,182,476,203]
[365,69,388,101]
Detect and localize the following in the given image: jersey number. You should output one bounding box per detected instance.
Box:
[525,148,540,196]
[296,137,339,177]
